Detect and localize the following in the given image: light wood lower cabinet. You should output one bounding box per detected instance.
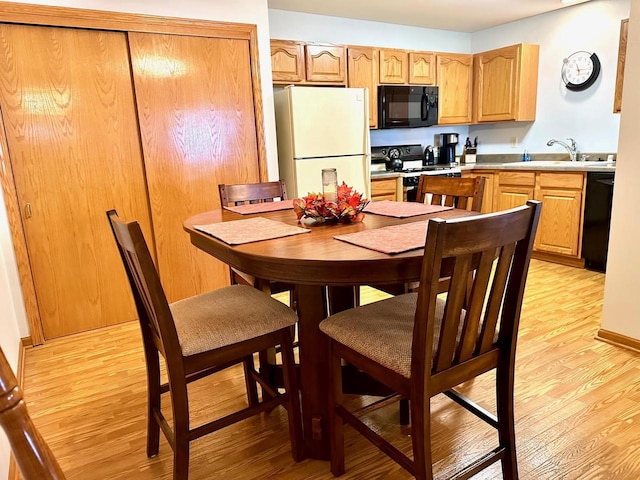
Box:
[371,177,401,202]
[533,187,582,256]
[464,169,586,263]
[462,171,494,213]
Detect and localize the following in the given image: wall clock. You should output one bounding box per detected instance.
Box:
[561,51,601,91]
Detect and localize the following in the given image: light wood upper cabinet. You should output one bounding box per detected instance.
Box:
[436,53,473,125]
[614,19,629,113]
[305,43,346,83]
[409,51,436,85]
[473,43,539,122]
[270,40,305,83]
[271,40,346,85]
[347,46,378,128]
[379,48,408,84]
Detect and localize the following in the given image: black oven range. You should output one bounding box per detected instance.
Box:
[371,144,461,201]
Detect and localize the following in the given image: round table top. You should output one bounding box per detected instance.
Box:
[183,207,477,286]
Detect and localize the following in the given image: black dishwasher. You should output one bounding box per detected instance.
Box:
[582,172,615,272]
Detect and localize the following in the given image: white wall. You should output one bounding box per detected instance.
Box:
[470,0,629,156]
[601,0,640,340]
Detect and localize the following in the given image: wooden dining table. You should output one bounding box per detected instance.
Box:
[183,205,476,459]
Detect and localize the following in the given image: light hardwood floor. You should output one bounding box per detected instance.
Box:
[20,260,640,479]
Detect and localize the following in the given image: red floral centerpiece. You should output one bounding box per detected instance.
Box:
[293,182,369,224]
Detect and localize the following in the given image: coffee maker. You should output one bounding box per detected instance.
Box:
[438,133,459,165]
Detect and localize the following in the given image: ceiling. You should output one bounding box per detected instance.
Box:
[266,0,591,33]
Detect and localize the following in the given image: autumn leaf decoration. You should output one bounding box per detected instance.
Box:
[293,182,369,224]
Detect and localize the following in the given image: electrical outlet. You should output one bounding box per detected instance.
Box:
[511,137,518,148]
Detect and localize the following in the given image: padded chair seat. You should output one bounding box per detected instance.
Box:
[171,285,298,357]
[321,294,463,379]
[320,293,445,378]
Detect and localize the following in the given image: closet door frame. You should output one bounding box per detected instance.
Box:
[0,2,268,345]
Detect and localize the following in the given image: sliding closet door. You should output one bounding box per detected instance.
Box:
[129,33,260,301]
[0,24,153,339]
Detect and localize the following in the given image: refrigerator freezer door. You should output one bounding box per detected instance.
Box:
[288,87,369,158]
[293,155,371,199]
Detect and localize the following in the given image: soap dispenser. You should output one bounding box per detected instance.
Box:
[522,149,531,162]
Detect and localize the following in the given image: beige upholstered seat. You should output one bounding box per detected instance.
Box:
[107,210,303,480]
[172,285,296,356]
[321,201,542,480]
[321,295,451,379]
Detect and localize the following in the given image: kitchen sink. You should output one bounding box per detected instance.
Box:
[519,160,615,167]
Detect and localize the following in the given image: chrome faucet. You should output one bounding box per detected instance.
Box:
[547,138,577,161]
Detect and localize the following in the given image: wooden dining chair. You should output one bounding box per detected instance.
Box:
[0,347,66,480]
[320,200,542,480]
[416,175,486,211]
[218,180,300,395]
[377,175,487,296]
[107,210,303,480]
[218,180,296,307]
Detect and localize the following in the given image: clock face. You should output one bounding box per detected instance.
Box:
[562,51,601,91]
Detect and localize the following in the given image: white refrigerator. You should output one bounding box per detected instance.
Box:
[274,86,371,199]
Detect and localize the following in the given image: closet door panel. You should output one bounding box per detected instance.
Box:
[129,32,260,302]
[0,24,153,338]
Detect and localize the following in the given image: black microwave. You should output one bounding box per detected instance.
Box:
[378,85,438,129]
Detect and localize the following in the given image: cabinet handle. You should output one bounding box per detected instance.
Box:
[25,203,32,219]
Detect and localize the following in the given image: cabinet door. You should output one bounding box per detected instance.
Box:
[0,24,153,339]
[129,33,261,302]
[371,177,398,202]
[271,40,305,83]
[534,188,582,256]
[409,51,435,85]
[463,171,495,213]
[496,185,534,211]
[305,44,346,83]
[475,45,518,122]
[436,53,473,124]
[379,49,408,84]
[347,46,378,128]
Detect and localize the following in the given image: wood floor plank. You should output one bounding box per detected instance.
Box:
[20,260,640,479]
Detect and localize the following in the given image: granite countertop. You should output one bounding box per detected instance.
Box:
[461,161,616,173]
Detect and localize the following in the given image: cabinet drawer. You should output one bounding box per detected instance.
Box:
[371,178,398,196]
[537,172,584,189]
[499,171,535,186]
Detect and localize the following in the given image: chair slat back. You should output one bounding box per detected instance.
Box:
[413,201,541,388]
[107,211,180,359]
[0,347,66,480]
[416,176,485,212]
[219,180,287,206]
